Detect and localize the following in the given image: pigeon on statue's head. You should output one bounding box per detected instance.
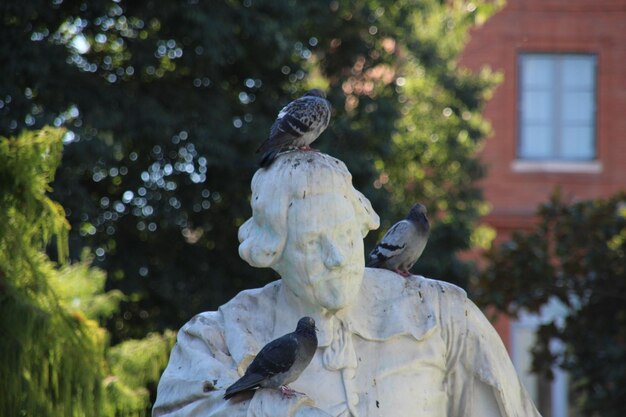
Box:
[257,89,331,168]
[366,203,430,277]
[223,316,318,400]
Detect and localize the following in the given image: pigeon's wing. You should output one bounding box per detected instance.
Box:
[257,99,315,153]
[247,334,298,377]
[223,371,267,399]
[366,220,413,267]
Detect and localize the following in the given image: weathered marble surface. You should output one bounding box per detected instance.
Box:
[153,151,541,417]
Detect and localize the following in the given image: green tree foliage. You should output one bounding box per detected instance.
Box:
[476,191,626,417]
[0,127,175,417]
[0,127,99,417]
[1,0,502,339]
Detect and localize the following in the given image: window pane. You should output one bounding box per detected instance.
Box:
[562,56,595,89]
[522,91,553,122]
[521,55,554,88]
[518,53,596,162]
[561,91,595,123]
[561,126,594,160]
[520,125,554,159]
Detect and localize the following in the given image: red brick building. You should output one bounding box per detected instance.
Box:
[462,0,626,237]
[460,1,626,416]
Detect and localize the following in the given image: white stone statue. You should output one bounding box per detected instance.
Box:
[153,151,541,417]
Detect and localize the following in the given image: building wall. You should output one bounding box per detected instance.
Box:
[460,0,626,237]
[460,3,626,414]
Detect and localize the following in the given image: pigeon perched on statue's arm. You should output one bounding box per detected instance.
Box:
[366,203,430,277]
[223,317,318,400]
[257,89,331,168]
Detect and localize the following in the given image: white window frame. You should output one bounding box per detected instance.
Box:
[517,53,598,164]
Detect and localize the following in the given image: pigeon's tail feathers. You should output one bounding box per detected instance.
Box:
[259,148,281,168]
[365,252,384,268]
[256,138,271,154]
[223,373,266,399]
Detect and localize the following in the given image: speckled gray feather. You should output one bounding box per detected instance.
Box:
[257,89,331,167]
[366,203,430,276]
[223,317,318,400]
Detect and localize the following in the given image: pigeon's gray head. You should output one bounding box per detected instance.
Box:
[407,203,428,223]
[296,317,317,335]
[303,88,326,99]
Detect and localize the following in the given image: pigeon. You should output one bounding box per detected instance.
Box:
[223,316,318,400]
[257,89,331,168]
[366,203,430,277]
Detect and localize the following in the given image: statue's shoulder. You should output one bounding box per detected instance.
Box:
[219,280,281,317]
[181,280,282,334]
[223,279,282,308]
[363,268,467,303]
[410,275,468,300]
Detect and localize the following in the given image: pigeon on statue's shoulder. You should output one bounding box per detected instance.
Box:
[366,203,430,277]
[223,316,318,400]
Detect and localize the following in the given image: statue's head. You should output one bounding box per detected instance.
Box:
[238,152,379,311]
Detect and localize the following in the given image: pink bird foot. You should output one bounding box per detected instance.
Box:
[279,385,304,398]
[298,146,319,152]
[395,269,411,277]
